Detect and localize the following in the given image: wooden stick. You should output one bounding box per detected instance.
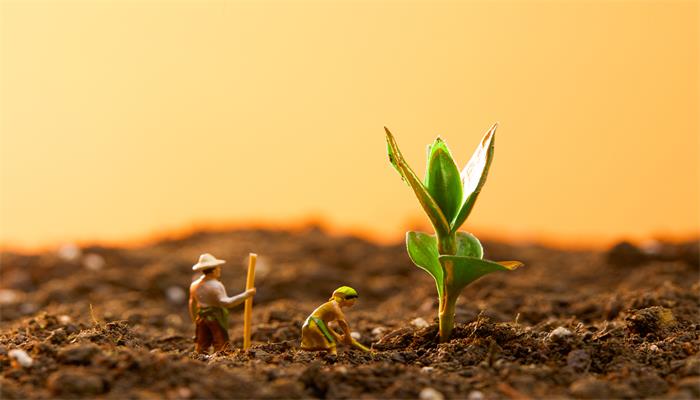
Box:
[243,253,257,351]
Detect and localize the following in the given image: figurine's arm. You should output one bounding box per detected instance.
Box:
[336,319,353,345]
[188,283,198,322]
[326,319,345,343]
[213,282,256,308]
[189,296,197,322]
[331,303,353,345]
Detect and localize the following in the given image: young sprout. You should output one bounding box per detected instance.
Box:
[385,124,523,342]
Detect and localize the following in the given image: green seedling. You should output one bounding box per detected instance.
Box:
[385,124,523,342]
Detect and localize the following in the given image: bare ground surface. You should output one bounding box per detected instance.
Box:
[0,227,698,399]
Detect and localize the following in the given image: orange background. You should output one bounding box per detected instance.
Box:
[1,0,698,250]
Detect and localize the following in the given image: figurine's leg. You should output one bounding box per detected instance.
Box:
[327,344,337,356]
[211,320,230,352]
[195,320,213,353]
[301,324,335,353]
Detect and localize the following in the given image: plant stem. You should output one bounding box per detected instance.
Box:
[437,232,457,342]
[439,291,459,342]
[437,233,457,255]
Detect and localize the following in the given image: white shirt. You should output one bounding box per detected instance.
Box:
[190,277,248,308]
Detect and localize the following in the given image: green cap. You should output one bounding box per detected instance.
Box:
[332,286,358,300]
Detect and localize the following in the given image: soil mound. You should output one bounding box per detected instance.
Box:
[1,228,698,398]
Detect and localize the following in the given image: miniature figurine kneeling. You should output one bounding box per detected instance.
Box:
[189,253,256,353]
[301,286,370,355]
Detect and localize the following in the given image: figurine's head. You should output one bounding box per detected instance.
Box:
[331,286,359,308]
[203,266,222,279]
[192,253,226,278]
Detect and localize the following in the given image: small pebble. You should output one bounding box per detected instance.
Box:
[548,326,573,340]
[420,366,435,374]
[566,349,591,372]
[57,244,82,261]
[165,286,186,305]
[176,387,192,399]
[640,239,662,255]
[0,289,22,305]
[371,327,387,338]
[58,315,72,325]
[165,314,182,326]
[350,331,361,340]
[649,344,660,352]
[419,387,445,400]
[19,303,37,315]
[8,349,33,368]
[411,317,429,329]
[83,254,105,271]
[468,390,484,400]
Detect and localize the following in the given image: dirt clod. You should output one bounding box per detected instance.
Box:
[569,377,611,399]
[565,349,591,373]
[607,241,647,266]
[58,343,101,365]
[626,306,676,337]
[47,369,106,396]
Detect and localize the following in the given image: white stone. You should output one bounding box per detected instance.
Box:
[57,244,81,262]
[8,349,33,368]
[0,289,21,305]
[253,256,271,277]
[548,326,573,340]
[166,286,186,305]
[371,327,387,338]
[420,366,435,374]
[176,387,192,399]
[411,317,430,329]
[640,239,662,255]
[468,390,484,400]
[83,253,105,271]
[419,387,444,400]
[335,366,348,374]
[58,315,72,325]
[350,331,361,340]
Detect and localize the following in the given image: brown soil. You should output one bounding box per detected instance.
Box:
[1,228,698,399]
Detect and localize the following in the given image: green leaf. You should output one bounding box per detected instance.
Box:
[450,124,497,232]
[424,138,463,222]
[406,231,443,299]
[455,231,483,259]
[439,255,523,292]
[385,127,450,237]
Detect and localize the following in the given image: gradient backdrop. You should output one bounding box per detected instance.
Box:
[1,0,698,250]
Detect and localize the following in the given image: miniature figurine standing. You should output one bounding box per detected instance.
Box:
[189,253,256,353]
[301,286,370,355]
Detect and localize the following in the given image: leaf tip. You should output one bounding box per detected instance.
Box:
[482,123,498,146]
[498,261,524,270]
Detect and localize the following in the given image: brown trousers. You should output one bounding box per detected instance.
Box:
[195,317,230,353]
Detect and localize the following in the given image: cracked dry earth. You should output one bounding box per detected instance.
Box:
[0,228,698,399]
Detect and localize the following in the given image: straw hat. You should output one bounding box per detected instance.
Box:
[192,253,226,271]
